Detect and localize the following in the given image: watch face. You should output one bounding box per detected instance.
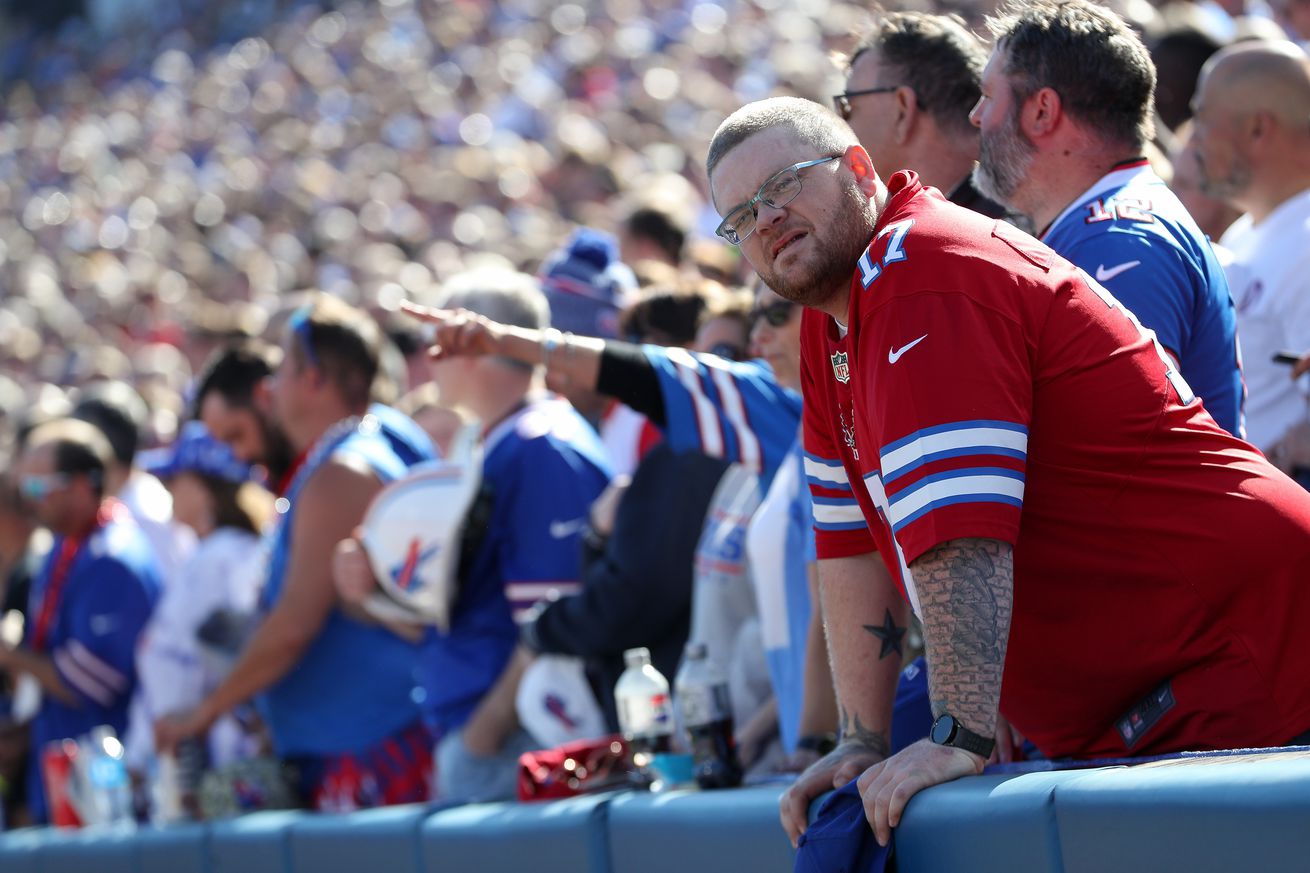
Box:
[931,714,955,745]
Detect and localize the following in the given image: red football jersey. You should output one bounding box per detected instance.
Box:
[803,172,1310,758]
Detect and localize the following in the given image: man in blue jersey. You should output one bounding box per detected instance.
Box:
[157,295,436,811]
[340,268,612,804]
[970,0,1244,437]
[2,419,160,824]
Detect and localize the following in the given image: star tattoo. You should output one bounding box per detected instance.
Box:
[864,609,906,659]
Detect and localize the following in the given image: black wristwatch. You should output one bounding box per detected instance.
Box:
[795,733,837,756]
[930,714,995,759]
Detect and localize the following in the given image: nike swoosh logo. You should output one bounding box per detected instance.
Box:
[888,334,928,364]
[549,518,587,539]
[1095,260,1141,282]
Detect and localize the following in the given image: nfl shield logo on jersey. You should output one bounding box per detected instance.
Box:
[831,351,850,384]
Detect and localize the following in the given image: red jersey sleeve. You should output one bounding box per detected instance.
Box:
[858,290,1030,564]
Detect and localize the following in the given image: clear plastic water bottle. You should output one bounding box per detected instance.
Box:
[84,726,134,829]
[614,647,675,772]
[151,738,207,824]
[150,752,183,825]
[674,642,742,789]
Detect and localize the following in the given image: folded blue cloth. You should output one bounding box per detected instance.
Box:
[794,778,892,873]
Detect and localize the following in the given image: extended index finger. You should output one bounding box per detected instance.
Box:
[399,300,453,324]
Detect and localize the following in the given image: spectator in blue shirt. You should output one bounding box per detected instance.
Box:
[3,418,161,824]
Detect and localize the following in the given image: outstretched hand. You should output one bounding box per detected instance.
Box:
[400,301,507,361]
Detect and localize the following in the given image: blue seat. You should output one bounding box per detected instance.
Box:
[208,810,304,873]
[289,803,436,873]
[421,794,610,873]
[895,770,1101,873]
[607,785,794,873]
[1053,753,1310,873]
[135,822,210,873]
[0,827,59,873]
[31,825,138,873]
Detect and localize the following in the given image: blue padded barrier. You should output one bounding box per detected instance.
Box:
[0,826,56,873]
[207,810,303,873]
[421,793,610,873]
[895,770,1110,873]
[134,821,210,873]
[31,825,138,873]
[1053,752,1310,873]
[3,751,1308,873]
[288,803,436,873]
[607,784,794,873]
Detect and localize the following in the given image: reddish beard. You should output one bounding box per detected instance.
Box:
[759,181,876,311]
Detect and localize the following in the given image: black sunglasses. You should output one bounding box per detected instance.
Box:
[832,85,926,121]
[750,299,795,328]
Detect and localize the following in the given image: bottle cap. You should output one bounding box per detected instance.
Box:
[623,647,652,668]
[683,641,708,661]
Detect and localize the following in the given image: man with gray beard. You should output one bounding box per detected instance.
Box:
[971,0,1243,437]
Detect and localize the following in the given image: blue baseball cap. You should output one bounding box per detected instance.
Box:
[143,421,254,484]
[794,779,892,873]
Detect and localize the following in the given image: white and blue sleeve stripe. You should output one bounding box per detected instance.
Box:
[811,495,867,531]
[885,467,1025,534]
[804,453,852,492]
[880,420,1028,485]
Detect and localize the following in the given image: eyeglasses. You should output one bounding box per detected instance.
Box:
[707,341,746,361]
[18,473,73,501]
[288,306,320,369]
[832,86,907,121]
[750,299,796,329]
[715,156,841,246]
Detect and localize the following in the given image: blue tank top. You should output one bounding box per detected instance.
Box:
[259,412,433,757]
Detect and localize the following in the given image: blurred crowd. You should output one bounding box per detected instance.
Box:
[0,0,1306,832]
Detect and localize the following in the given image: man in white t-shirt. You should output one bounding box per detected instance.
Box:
[1191,40,1310,470]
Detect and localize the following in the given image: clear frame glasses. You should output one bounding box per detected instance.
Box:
[715,156,841,246]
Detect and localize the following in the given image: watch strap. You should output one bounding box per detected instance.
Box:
[935,715,995,759]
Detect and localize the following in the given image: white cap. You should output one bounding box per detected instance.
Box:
[515,655,608,748]
[359,423,484,631]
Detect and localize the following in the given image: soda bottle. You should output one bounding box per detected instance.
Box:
[674,642,742,789]
[41,738,84,827]
[614,647,674,774]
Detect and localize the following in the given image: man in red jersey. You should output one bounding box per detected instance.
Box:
[705,95,1310,847]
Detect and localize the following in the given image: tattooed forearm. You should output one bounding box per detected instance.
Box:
[864,609,907,660]
[838,704,891,757]
[911,538,1014,735]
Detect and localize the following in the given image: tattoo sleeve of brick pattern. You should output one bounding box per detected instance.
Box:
[912,538,1014,736]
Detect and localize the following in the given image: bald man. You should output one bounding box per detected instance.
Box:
[1191,41,1310,472]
